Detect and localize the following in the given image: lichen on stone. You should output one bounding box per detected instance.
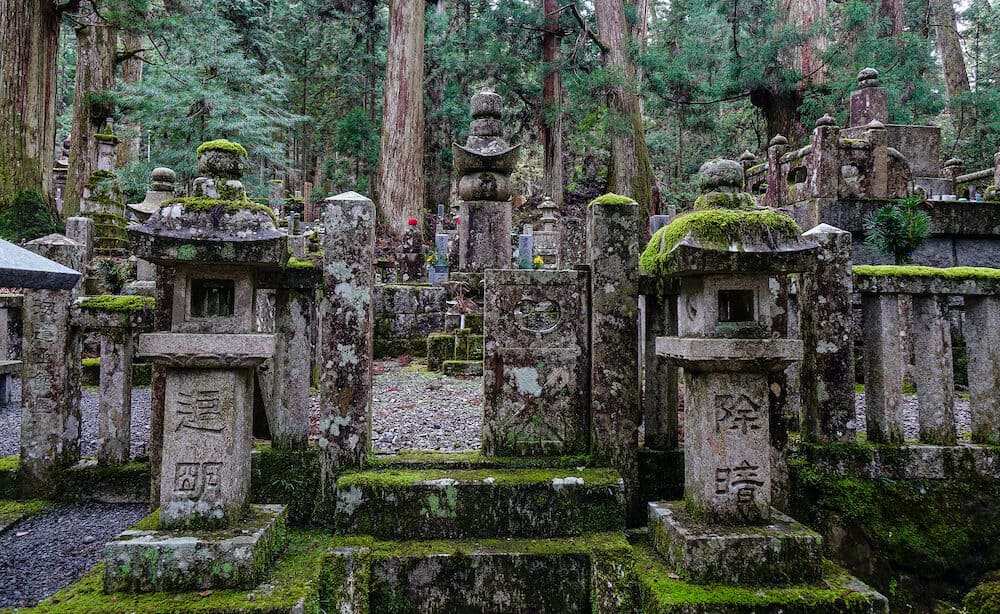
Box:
[196,139,248,159]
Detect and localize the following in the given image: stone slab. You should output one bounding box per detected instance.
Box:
[103,504,287,593]
[656,337,803,372]
[441,359,483,376]
[331,468,625,538]
[0,237,82,290]
[137,333,274,368]
[649,502,823,586]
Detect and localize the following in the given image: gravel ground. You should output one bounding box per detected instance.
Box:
[0,502,148,609]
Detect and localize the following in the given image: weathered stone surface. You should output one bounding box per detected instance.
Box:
[483,269,590,456]
[441,359,483,376]
[849,75,888,128]
[64,217,94,264]
[458,200,512,272]
[588,198,641,522]
[318,192,375,479]
[559,216,586,267]
[965,296,1000,443]
[331,468,624,538]
[800,224,855,442]
[0,235,82,290]
[157,367,255,529]
[0,360,20,405]
[19,235,83,493]
[267,288,312,449]
[912,295,957,445]
[861,294,904,443]
[643,294,679,451]
[649,502,823,586]
[97,331,133,466]
[0,294,22,361]
[103,504,287,593]
[138,333,274,368]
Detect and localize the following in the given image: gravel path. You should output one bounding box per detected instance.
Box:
[0,502,148,609]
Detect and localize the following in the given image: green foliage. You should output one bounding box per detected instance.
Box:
[0,189,63,243]
[78,295,154,312]
[863,196,932,265]
[95,258,129,295]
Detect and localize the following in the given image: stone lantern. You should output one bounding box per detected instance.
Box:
[641,158,823,585]
[105,140,287,593]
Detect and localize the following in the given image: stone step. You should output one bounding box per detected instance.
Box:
[633,538,888,613]
[325,532,634,614]
[649,501,824,586]
[441,359,483,376]
[331,467,625,538]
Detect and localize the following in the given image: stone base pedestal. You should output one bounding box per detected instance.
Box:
[649,501,822,586]
[103,504,287,593]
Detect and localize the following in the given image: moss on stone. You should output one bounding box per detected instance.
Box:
[635,539,879,612]
[589,193,636,207]
[52,461,151,503]
[0,455,18,473]
[692,191,758,211]
[22,530,330,613]
[163,197,277,223]
[250,444,320,527]
[337,467,620,489]
[853,264,1000,280]
[93,132,121,144]
[196,139,248,159]
[78,295,154,312]
[286,256,317,269]
[368,450,593,470]
[639,209,802,274]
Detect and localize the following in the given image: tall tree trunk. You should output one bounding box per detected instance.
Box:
[541,0,564,206]
[593,0,654,218]
[65,0,118,217]
[783,0,827,86]
[880,0,905,36]
[931,0,971,101]
[117,29,144,168]
[376,0,425,234]
[0,0,60,207]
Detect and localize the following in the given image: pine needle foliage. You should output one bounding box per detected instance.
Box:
[863,196,931,265]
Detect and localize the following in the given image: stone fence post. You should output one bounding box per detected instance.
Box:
[966,296,1000,444]
[20,235,83,493]
[800,224,855,442]
[765,135,788,208]
[588,197,641,524]
[912,295,956,445]
[861,293,904,443]
[318,192,375,512]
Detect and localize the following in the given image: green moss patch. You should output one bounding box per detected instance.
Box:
[285,256,316,269]
[78,295,154,312]
[368,450,593,470]
[0,499,49,533]
[338,467,620,489]
[639,209,802,274]
[164,197,276,223]
[52,461,150,503]
[853,265,1000,280]
[589,193,636,207]
[635,540,882,612]
[22,530,330,613]
[250,445,320,527]
[692,191,757,211]
[196,139,248,158]
[966,570,1000,614]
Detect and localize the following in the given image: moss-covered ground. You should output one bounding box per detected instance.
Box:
[77,295,154,312]
[0,499,49,532]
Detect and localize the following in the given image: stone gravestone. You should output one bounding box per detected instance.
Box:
[429,233,450,284]
[483,269,589,456]
[105,140,286,593]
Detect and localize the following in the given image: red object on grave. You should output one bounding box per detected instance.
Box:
[407,217,418,226]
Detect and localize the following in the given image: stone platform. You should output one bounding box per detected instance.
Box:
[649,501,823,586]
[103,504,287,593]
[331,467,624,538]
[325,532,635,613]
[634,538,888,613]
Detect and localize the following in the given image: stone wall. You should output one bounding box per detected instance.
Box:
[373,284,447,358]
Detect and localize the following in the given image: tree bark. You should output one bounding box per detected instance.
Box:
[930,0,971,101]
[117,29,144,168]
[540,0,564,206]
[593,0,654,218]
[0,0,61,205]
[64,0,118,217]
[376,0,425,234]
[880,0,905,36]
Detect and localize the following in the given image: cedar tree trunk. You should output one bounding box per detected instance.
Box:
[541,0,564,206]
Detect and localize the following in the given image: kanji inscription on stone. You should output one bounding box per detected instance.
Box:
[714,394,762,434]
[176,388,224,432]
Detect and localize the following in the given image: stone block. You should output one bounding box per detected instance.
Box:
[442,359,483,376]
[103,504,287,593]
[427,333,455,371]
[648,502,823,586]
[331,468,624,538]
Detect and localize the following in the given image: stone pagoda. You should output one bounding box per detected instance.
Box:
[104,140,288,593]
[454,90,520,272]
